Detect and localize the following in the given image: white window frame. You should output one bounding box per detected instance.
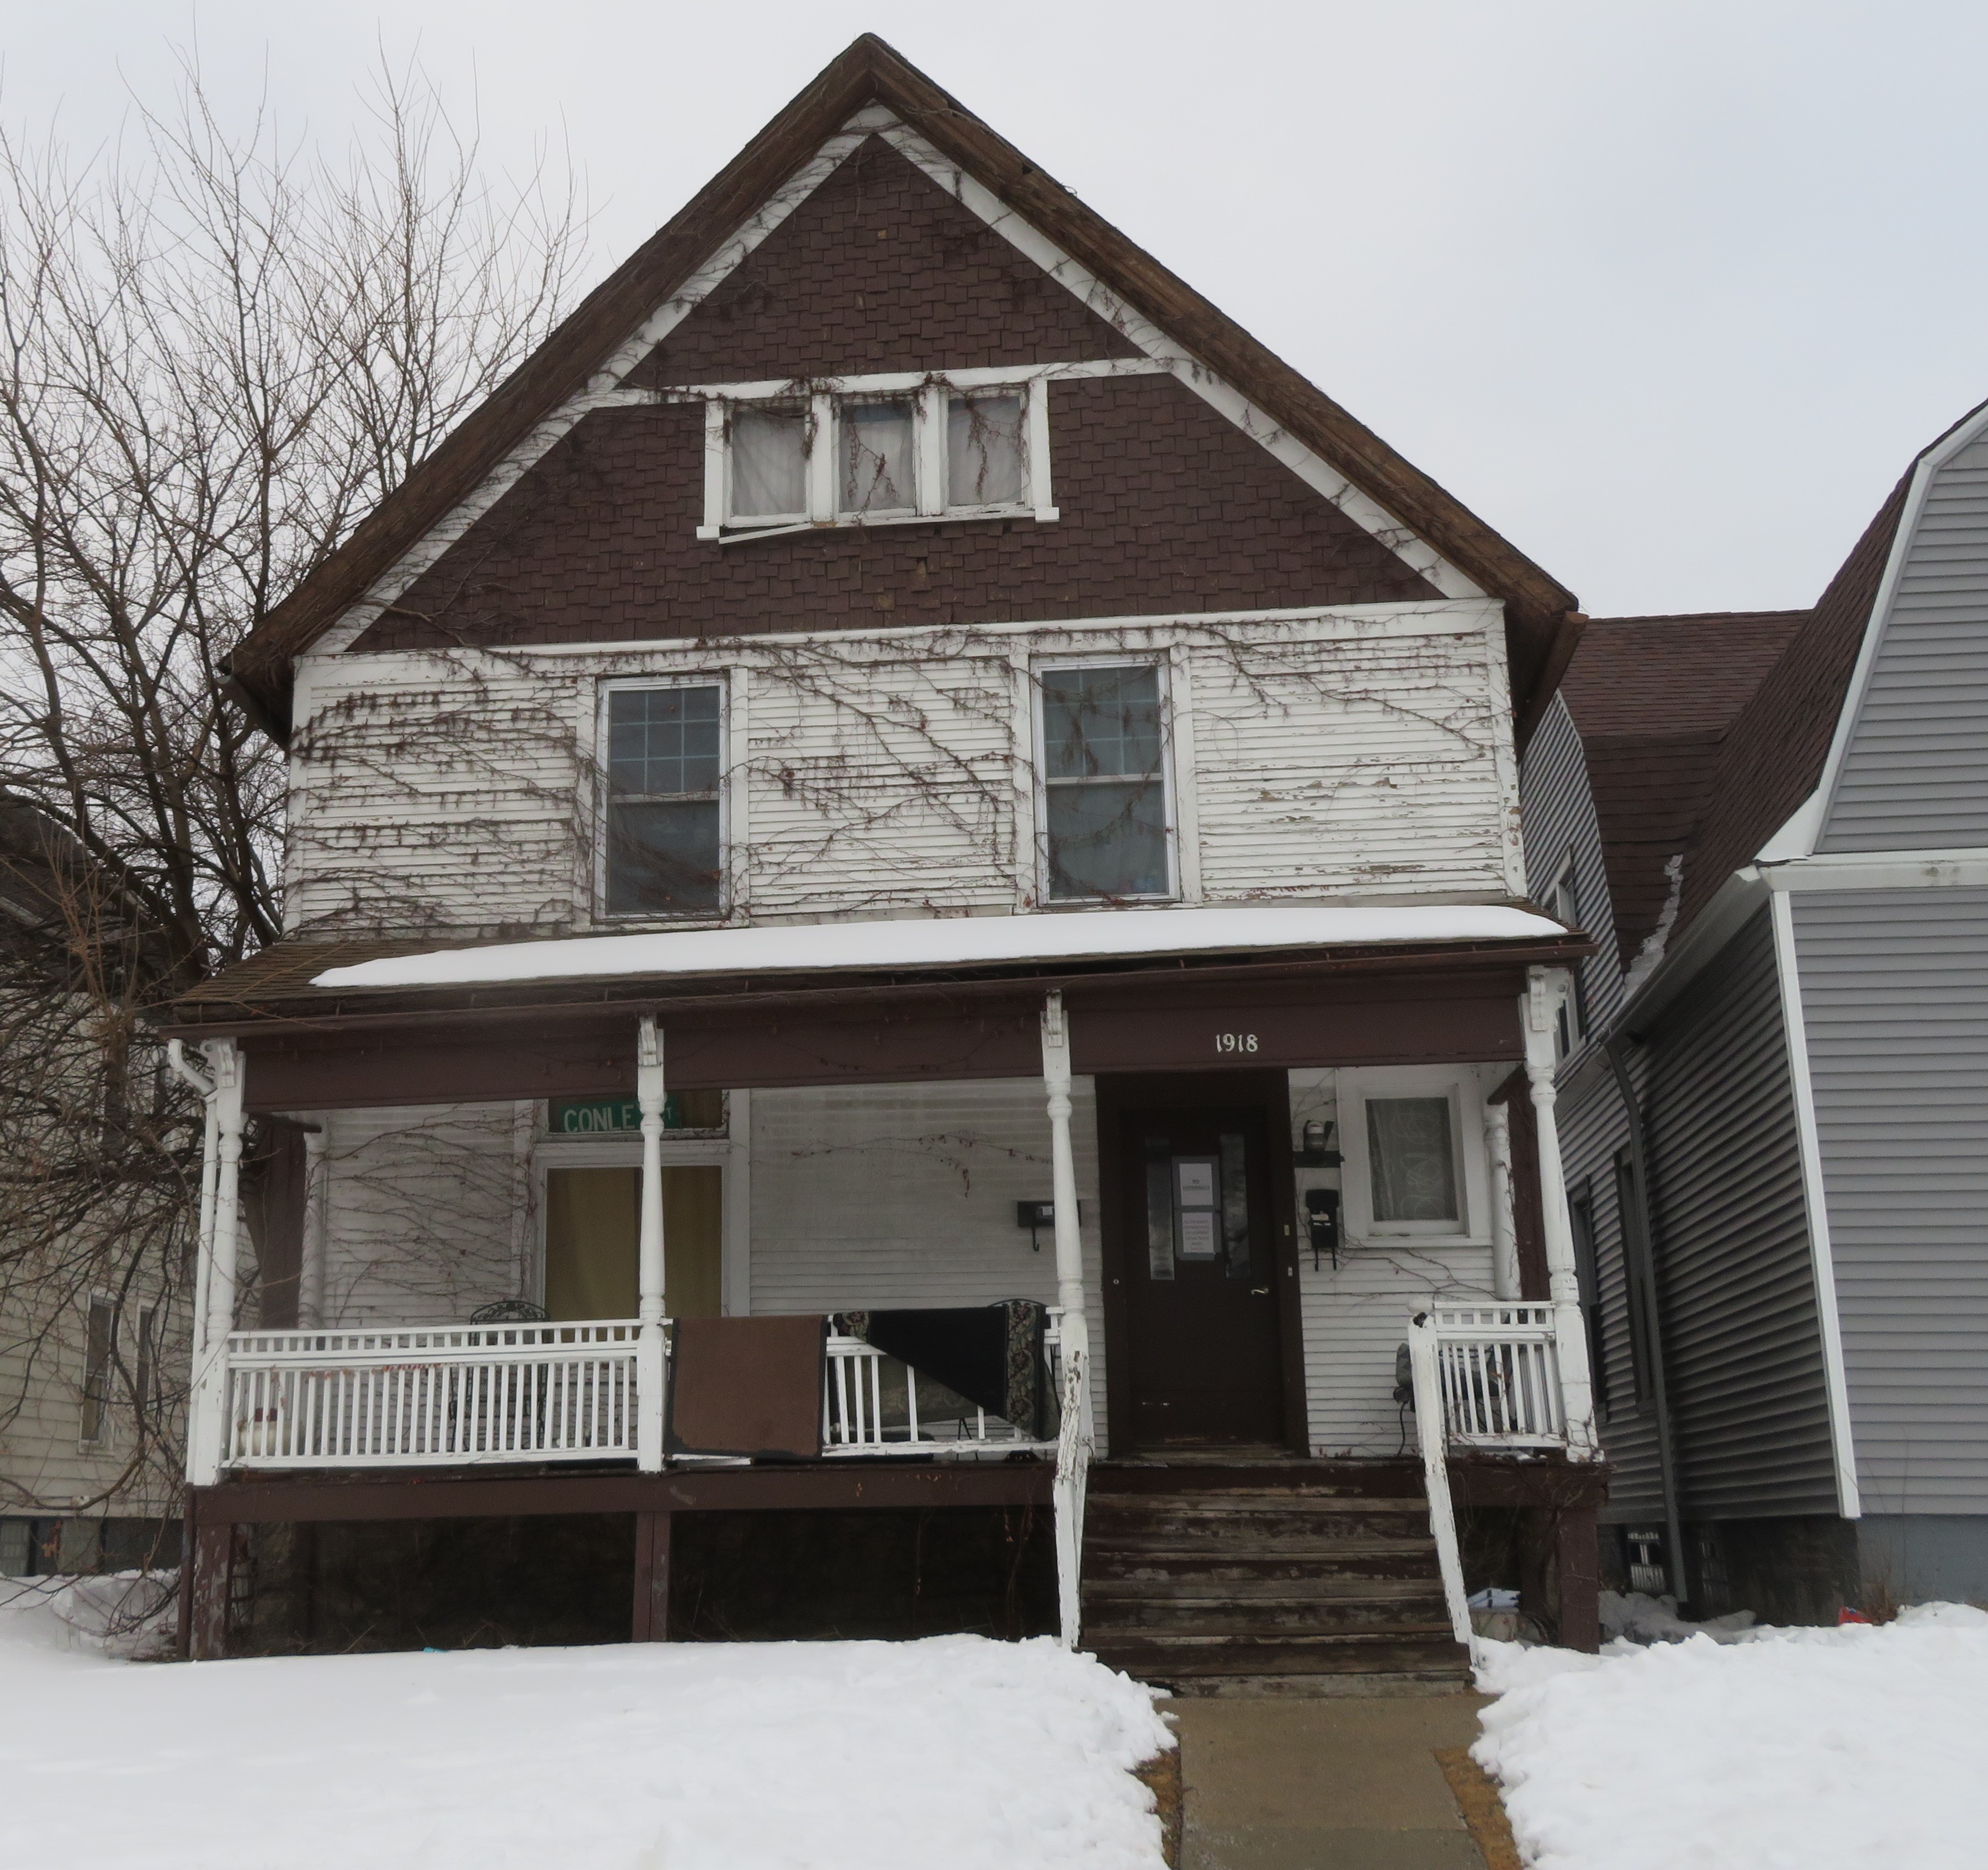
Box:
[1336,1066,1491,1246]
[595,674,731,925]
[79,1291,118,1448]
[1031,652,1179,906]
[1546,852,1584,1056]
[698,368,1058,541]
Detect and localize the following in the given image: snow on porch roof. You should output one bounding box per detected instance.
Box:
[310,904,1567,992]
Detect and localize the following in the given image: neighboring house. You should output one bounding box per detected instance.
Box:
[1522,397,1988,1622]
[0,798,185,1578]
[160,37,1607,1681]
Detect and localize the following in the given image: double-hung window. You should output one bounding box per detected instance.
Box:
[81,1297,115,1446]
[602,683,725,919]
[1546,854,1586,1057]
[708,379,1045,538]
[1037,661,1174,900]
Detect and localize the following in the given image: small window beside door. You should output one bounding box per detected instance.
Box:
[602,683,724,919]
[1037,662,1174,901]
[1337,1071,1487,1244]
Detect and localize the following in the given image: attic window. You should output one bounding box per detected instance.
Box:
[699,373,1055,540]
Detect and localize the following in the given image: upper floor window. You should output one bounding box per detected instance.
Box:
[602,682,724,919]
[1546,854,1586,1057]
[1037,661,1174,901]
[703,375,1048,540]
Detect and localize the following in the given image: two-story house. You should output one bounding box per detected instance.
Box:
[1522,396,1988,1623]
[161,37,1604,1685]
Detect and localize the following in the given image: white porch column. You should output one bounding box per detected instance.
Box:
[299,1126,329,1330]
[1040,991,1093,1649]
[1485,1099,1519,1302]
[635,1015,669,1472]
[187,1038,246,1486]
[1523,967,1599,1457]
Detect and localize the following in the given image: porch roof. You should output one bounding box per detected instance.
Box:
[308,904,1565,993]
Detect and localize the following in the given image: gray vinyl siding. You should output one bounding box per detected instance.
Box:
[1821,433,1988,852]
[1519,695,1629,1040]
[1642,909,1837,1518]
[1554,1059,1662,1519]
[1791,886,1988,1514]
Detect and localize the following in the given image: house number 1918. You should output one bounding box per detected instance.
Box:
[1215,1032,1260,1054]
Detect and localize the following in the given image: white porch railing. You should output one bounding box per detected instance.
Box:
[821,1318,1063,1455]
[1424,1304,1567,1449]
[221,1322,640,1468]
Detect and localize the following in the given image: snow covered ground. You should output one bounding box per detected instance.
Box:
[1474,1601,1988,1869]
[0,1576,1173,1869]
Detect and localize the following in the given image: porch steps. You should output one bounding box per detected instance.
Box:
[1081,1459,1469,1693]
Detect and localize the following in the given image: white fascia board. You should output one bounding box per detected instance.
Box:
[319,597,1504,678]
[1807,401,1988,844]
[1760,848,1988,892]
[1766,889,1863,1519]
[868,113,1484,603]
[1754,788,1827,863]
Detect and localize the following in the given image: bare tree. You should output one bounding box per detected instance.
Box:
[0,52,584,1530]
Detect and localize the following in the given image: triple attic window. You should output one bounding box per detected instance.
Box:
[711,384,1039,537]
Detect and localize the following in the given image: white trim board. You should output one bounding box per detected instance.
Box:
[1760,849,1988,892]
[1767,889,1863,1519]
[310,106,1480,661]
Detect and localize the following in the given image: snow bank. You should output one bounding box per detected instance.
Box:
[1473,1605,1988,1869]
[311,903,1566,989]
[0,1622,1173,1869]
[0,1571,177,1660]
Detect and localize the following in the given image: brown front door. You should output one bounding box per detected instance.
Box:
[1105,1078,1287,1448]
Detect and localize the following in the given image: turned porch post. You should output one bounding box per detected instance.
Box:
[299,1127,329,1330]
[186,1038,247,1487]
[1522,966,1599,1457]
[1485,1099,1519,1301]
[1040,991,1093,1649]
[635,1014,669,1472]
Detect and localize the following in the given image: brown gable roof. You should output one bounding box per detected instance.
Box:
[1558,612,1807,955]
[225,34,1577,734]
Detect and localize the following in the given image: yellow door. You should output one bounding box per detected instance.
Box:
[542,1165,724,1321]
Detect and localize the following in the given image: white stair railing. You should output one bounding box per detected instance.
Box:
[1406,1312,1475,1647]
[1426,1304,1567,1448]
[1049,1314,1093,1652]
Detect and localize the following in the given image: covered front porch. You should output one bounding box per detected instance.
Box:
[161,905,1602,1663]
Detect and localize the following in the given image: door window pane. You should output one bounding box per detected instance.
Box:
[1366,1097,1459,1223]
[946,393,1025,507]
[839,400,917,514]
[606,686,723,917]
[729,406,807,518]
[1041,664,1169,899]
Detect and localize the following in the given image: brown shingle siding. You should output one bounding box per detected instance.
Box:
[357,371,1439,655]
[629,138,1140,385]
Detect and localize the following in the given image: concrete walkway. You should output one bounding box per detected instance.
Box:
[1165,1693,1492,1869]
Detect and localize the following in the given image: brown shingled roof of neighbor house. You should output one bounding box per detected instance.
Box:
[1558,612,1809,957]
[221,34,1581,741]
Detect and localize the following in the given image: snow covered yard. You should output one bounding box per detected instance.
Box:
[1473,1602,1988,1869]
[0,1577,1173,1870]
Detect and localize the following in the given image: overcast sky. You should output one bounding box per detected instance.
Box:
[6,1,1983,618]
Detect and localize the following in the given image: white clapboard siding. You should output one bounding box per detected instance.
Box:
[1190,613,1512,899]
[748,1077,1110,1447]
[285,603,1515,937]
[740,645,1021,918]
[1287,1069,1498,1455]
[317,1104,523,1330]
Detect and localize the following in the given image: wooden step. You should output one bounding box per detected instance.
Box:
[1084,1591,1448,1636]
[1087,1628,1470,1682]
[1090,1459,1425,1500]
[1084,1498,1432,1544]
[1082,1543,1438,1585]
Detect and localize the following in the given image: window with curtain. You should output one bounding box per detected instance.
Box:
[604,684,723,917]
[838,400,918,514]
[1040,662,1171,900]
[1366,1096,1459,1224]
[946,392,1025,507]
[728,405,807,520]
